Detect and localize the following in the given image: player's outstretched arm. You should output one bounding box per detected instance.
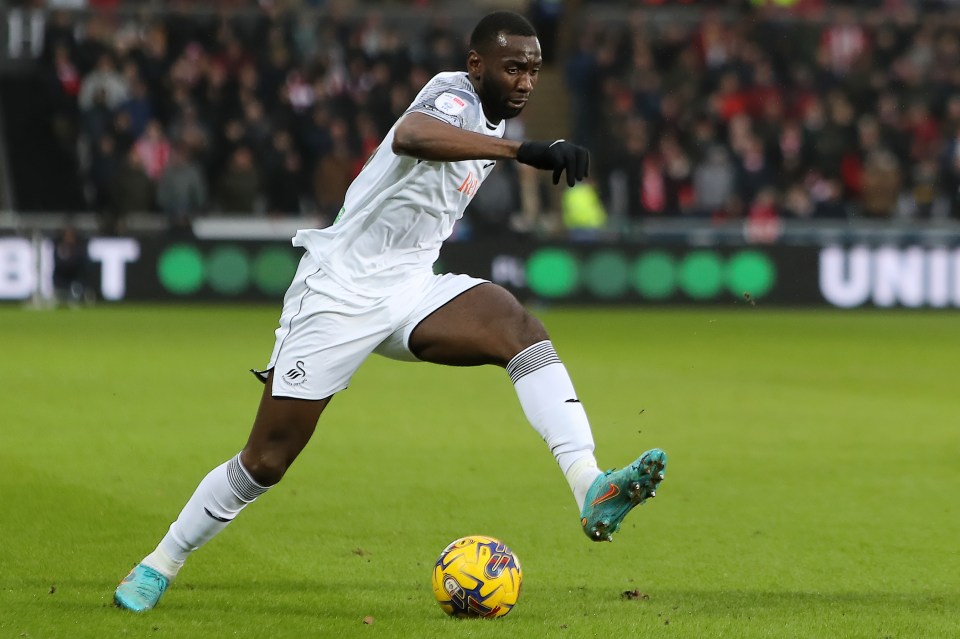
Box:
[393,112,521,162]
[393,112,590,186]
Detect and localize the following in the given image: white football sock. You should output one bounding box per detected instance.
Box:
[508,341,602,511]
[566,457,604,511]
[141,454,268,579]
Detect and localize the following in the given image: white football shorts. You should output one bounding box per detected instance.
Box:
[260,252,487,399]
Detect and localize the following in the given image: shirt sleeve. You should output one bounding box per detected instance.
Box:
[405,75,482,130]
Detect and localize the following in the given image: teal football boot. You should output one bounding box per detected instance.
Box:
[114,564,169,612]
[580,448,667,542]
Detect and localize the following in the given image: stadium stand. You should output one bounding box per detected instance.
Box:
[3,1,960,239]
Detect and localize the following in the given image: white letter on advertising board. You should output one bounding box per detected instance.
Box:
[88,238,140,301]
[0,237,35,299]
[819,245,870,308]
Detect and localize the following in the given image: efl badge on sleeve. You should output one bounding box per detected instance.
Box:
[435,92,468,115]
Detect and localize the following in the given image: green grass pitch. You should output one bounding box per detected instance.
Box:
[1,304,958,639]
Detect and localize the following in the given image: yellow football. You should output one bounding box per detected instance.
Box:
[431,535,523,618]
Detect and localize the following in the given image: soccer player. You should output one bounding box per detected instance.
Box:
[114,10,667,612]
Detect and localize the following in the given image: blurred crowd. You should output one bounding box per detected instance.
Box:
[572,3,960,228]
[37,5,485,234]
[29,1,960,238]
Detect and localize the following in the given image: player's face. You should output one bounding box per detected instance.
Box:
[471,35,542,122]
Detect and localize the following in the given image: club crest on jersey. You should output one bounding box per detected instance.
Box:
[435,92,468,115]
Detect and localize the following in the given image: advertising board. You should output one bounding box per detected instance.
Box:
[3,236,959,308]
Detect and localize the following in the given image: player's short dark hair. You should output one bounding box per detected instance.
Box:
[469,11,537,53]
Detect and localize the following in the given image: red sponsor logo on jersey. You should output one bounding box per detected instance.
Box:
[457,171,480,197]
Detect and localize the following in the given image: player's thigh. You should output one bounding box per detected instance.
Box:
[408,282,548,367]
[240,369,332,484]
[245,369,331,453]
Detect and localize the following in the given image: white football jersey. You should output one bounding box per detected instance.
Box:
[292,71,506,291]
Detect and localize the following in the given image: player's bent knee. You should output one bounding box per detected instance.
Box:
[495,311,549,366]
[239,448,291,487]
[512,311,548,350]
[520,311,549,345]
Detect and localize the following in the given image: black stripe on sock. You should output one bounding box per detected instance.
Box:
[507,341,562,384]
[227,455,268,502]
[203,507,233,523]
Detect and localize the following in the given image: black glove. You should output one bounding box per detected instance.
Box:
[516,139,590,187]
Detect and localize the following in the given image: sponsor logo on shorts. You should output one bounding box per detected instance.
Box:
[283,361,307,386]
